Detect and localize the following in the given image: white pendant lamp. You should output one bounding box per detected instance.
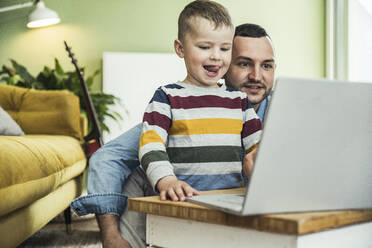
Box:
[27,1,60,29]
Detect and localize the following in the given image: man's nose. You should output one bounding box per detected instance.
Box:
[248,64,262,82]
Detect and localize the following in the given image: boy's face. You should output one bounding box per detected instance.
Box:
[175,17,234,88]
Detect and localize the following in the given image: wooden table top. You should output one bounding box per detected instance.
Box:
[128,188,372,235]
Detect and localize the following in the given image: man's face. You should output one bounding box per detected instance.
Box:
[224,36,275,110]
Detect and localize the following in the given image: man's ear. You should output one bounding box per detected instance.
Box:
[174,39,184,58]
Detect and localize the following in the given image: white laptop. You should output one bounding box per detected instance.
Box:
[188,77,372,216]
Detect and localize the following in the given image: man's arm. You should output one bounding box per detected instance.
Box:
[243,147,258,178]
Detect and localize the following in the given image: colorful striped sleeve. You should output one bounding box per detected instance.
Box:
[139,87,175,190]
[242,97,263,154]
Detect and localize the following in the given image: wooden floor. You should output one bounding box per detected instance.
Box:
[18,214,102,248]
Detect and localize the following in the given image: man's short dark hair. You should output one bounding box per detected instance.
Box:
[234,23,270,39]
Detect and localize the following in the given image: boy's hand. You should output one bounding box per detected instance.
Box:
[243,147,258,179]
[157,175,200,201]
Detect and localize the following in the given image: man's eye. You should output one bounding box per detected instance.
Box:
[237,62,252,67]
[262,63,273,70]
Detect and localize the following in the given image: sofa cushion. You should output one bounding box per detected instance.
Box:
[0,135,86,217]
[0,106,24,136]
[0,85,83,141]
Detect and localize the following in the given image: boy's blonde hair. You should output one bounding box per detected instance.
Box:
[178,0,233,42]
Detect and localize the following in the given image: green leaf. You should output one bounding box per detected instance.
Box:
[35,71,49,89]
[1,65,10,75]
[1,65,16,76]
[103,112,116,120]
[0,76,11,84]
[32,81,45,89]
[101,122,109,132]
[9,75,22,85]
[113,111,123,120]
[86,76,94,88]
[10,59,35,83]
[54,58,64,75]
[43,66,52,76]
[53,69,67,85]
[92,69,101,77]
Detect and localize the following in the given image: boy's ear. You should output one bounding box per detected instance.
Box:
[174,39,185,58]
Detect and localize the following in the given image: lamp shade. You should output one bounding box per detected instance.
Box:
[27,1,60,28]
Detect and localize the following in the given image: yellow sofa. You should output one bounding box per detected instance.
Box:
[0,85,87,248]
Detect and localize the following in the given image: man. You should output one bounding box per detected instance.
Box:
[71,23,276,247]
[225,23,275,123]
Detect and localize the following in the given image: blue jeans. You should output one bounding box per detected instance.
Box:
[70,123,143,216]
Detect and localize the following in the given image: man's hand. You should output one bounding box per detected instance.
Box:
[243,147,258,179]
[157,175,199,201]
[96,214,132,248]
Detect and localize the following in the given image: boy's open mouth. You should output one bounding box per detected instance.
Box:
[203,65,220,75]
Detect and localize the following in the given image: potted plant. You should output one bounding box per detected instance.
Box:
[0,59,122,134]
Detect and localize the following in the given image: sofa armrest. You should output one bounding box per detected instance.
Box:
[0,85,83,141]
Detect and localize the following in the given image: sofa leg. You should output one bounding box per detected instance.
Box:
[64,207,73,234]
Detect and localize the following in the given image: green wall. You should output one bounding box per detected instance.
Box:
[0,0,325,91]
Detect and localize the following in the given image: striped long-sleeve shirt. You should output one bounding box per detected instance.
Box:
[139,82,263,191]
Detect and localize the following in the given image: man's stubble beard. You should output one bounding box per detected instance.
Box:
[239,79,271,105]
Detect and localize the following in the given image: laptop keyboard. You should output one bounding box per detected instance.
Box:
[215,194,244,205]
[188,193,244,212]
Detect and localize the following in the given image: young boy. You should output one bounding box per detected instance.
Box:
[139,0,263,202]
